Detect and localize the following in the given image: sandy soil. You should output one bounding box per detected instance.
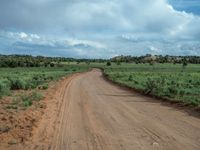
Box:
[3,69,200,150]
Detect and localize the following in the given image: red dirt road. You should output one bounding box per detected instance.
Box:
[30,69,200,150]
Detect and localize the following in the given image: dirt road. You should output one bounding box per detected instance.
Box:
[33,69,200,150]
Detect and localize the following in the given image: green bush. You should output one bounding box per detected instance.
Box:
[11,91,43,108]
[31,91,43,101]
[9,78,26,90]
[106,62,111,66]
[0,81,10,98]
[39,83,48,90]
[128,75,133,81]
[145,78,157,94]
[190,98,199,106]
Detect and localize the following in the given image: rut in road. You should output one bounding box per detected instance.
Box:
[49,69,200,150]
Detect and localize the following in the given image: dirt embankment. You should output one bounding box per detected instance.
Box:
[1,69,200,150]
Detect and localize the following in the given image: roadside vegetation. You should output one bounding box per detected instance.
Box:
[0,56,91,146]
[0,54,200,147]
[0,65,90,105]
[1,54,200,107]
[104,63,200,107]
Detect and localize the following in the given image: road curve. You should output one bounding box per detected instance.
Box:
[49,69,200,150]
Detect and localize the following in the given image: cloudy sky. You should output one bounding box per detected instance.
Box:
[0,0,200,58]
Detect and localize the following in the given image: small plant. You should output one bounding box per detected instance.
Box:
[50,63,55,67]
[128,75,133,81]
[182,58,188,71]
[11,91,43,108]
[20,94,33,107]
[39,83,49,90]
[145,78,157,94]
[31,91,43,101]
[9,78,26,90]
[106,62,111,66]
[0,81,10,98]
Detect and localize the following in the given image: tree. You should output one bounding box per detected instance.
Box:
[106,62,111,66]
[182,58,188,71]
[50,62,55,67]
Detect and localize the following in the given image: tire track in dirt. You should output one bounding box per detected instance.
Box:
[28,69,200,150]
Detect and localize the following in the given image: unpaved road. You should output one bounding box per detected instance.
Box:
[36,69,200,150]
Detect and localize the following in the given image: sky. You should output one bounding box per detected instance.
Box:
[0,0,200,58]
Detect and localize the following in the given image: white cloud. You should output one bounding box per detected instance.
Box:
[0,0,200,57]
[7,32,41,42]
[66,38,106,49]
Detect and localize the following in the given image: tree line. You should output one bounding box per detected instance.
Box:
[110,54,200,64]
[0,54,200,68]
[0,54,106,68]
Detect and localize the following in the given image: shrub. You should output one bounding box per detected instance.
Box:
[145,78,157,94]
[39,83,48,90]
[12,91,43,108]
[106,62,111,66]
[190,98,199,106]
[19,94,33,107]
[0,81,10,98]
[50,63,55,67]
[9,78,26,90]
[31,91,43,101]
[179,90,185,96]
[128,75,133,81]
[167,85,178,97]
[64,68,69,71]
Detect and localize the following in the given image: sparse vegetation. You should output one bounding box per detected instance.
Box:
[10,91,43,108]
[1,54,200,108]
[0,65,90,100]
[104,63,200,106]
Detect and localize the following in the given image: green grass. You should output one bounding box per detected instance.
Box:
[104,63,200,106]
[0,65,90,99]
[8,91,44,108]
[1,62,200,107]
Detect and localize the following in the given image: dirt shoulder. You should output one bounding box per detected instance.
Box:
[0,73,82,150]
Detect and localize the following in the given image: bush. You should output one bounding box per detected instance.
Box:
[128,75,133,81]
[106,62,111,66]
[167,85,178,97]
[38,83,48,90]
[50,63,55,67]
[21,95,33,107]
[145,78,157,94]
[24,81,36,90]
[12,91,43,108]
[0,81,10,98]
[31,91,43,101]
[190,98,199,106]
[9,78,26,90]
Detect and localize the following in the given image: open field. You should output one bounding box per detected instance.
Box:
[104,63,200,107]
[1,62,199,108]
[0,66,90,98]
[12,69,199,150]
[1,62,200,149]
[0,65,90,148]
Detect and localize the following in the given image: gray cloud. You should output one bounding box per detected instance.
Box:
[0,0,200,58]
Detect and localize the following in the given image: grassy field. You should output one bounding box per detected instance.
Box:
[0,65,90,99]
[104,63,200,106]
[1,62,200,107]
